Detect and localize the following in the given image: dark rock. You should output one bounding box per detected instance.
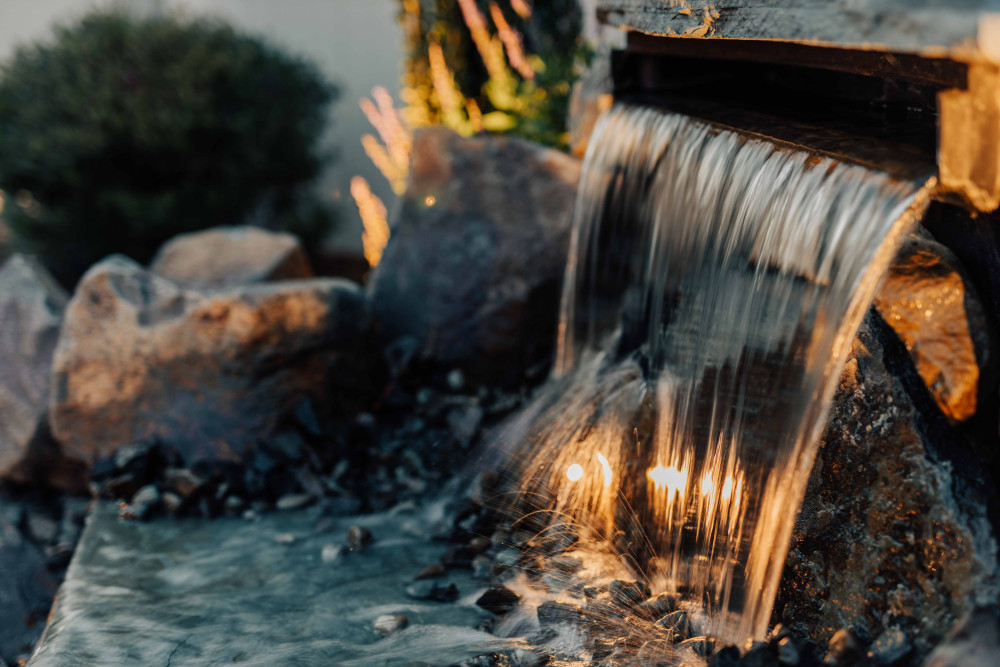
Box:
[656,610,693,639]
[709,645,741,667]
[345,525,373,550]
[774,311,998,660]
[873,231,991,423]
[405,580,459,602]
[924,605,1000,667]
[678,636,715,657]
[150,225,313,290]
[468,536,490,553]
[767,624,793,646]
[416,563,446,580]
[536,600,581,626]
[823,628,864,666]
[868,627,913,666]
[50,256,373,467]
[120,485,160,520]
[162,467,203,498]
[475,586,521,615]
[741,643,780,667]
[373,613,409,635]
[369,127,580,385]
[609,579,651,608]
[0,255,75,490]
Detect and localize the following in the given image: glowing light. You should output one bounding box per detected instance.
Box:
[721,475,735,500]
[596,452,613,488]
[648,463,687,497]
[701,472,715,496]
[424,195,436,207]
[350,176,390,267]
[566,463,584,482]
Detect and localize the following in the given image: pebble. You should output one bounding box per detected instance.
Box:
[346,525,374,550]
[471,554,492,578]
[475,586,521,615]
[656,610,693,639]
[276,493,314,511]
[415,563,446,580]
[274,532,296,545]
[869,627,912,665]
[373,613,409,635]
[609,579,651,607]
[405,580,459,602]
[468,536,490,553]
[321,544,345,563]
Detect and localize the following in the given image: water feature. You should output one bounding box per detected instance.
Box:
[493,104,936,646]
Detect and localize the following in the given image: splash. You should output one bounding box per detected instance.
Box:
[496,104,934,644]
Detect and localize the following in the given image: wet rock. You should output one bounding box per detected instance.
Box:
[162,492,183,514]
[924,605,1000,667]
[275,493,314,511]
[25,511,58,544]
[120,485,160,520]
[774,311,998,661]
[536,600,582,626]
[776,636,818,666]
[475,586,521,615]
[162,468,203,498]
[447,405,484,444]
[873,231,990,423]
[0,255,77,490]
[416,563,446,580]
[656,610,693,639]
[405,580,459,602]
[0,503,57,664]
[609,579,651,608]
[150,225,313,290]
[471,555,491,578]
[373,613,409,635]
[369,127,580,385]
[321,544,345,563]
[678,636,715,657]
[346,525,373,550]
[50,255,372,467]
[740,643,780,667]
[708,645,741,667]
[868,627,912,666]
[636,592,677,620]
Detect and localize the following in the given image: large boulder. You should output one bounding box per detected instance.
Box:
[50,255,371,467]
[873,231,991,424]
[369,127,580,386]
[149,225,313,291]
[775,310,998,661]
[0,255,73,487]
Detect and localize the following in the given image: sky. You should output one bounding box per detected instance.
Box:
[0,0,405,252]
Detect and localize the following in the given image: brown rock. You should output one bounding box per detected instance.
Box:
[369,127,580,385]
[150,226,313,291]
[874,232,990,423]
[49,255,370,466]
[0,255,80,489]
[774,311,998,661]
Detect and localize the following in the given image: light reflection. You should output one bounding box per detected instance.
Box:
[596,452,613,488]
[566,463,584,482]
[647,463,687,498]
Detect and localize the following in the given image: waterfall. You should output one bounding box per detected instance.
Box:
[496,104,936,645]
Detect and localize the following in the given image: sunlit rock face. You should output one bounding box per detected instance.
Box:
[775,309,998,661]
[369,126,580,386]
[0,255,83,491]
[49,255,373,466]
[150,225,314,291]
[874,231,991,423]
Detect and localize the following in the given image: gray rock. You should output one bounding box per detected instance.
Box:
[369,127,580,385]
[321,544,345,563]
[373,613,409,635]
[275,493,314,511]
[655,610,693,639]
[609,579,651,607]
[869,627,913,665]
[924,605,1000,667]
[150,225,313,290]
[49,255,372,467]
[405,580,459,602]
[775,311,999,661]
[0,256,80,491]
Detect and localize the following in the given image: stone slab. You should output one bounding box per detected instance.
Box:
[30,503,509,666]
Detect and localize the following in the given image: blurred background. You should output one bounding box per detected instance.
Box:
[0,0,589,286]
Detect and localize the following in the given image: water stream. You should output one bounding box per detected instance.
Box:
[494,104,935,645]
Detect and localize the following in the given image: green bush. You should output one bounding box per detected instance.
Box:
[0,10,338,285]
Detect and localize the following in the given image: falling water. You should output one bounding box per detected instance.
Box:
[496,104,935,646]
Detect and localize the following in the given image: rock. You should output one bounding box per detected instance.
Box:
[447,405,484,444]
[120,485,160,520]
[373,613,409,635]
[924,605,1000,667]
[405,580,459,602]
[275,493,314,511]
[678,636,715,657]
[708,645,741,667]
[150,225,313,290]
[0,255,80,491]
[656,610,693,639]
[535,600,582,626]
[345,525,373,550]
[0,503,57,664]
[162,468,203,498]
[321,544,345,563]
[609,579,651,608]
[416,563,446,580]
[774,311,999,661]
[868,627,913,665]
[873,231,991,423]
[369,127,580,385]
[50,255,372,467]
[25,511,58,544]
[636,591,677,620]
[823,628,863,666]
[475,586,520,615]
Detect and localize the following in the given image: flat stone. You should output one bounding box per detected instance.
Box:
[150,225,313,290]
[30,503,503,665]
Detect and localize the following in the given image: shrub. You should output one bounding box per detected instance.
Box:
[0,10,338,285]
